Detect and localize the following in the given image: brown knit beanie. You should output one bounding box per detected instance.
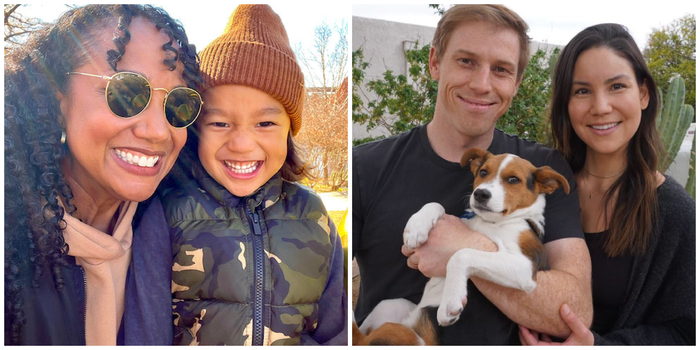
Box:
[199,5,305,136]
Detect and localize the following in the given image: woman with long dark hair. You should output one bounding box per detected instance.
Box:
[520,23,695,345]
[4,5,202,345]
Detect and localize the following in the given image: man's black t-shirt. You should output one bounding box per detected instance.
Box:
[352,125,584,344]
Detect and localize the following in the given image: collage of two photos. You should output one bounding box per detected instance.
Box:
[350,3,695,346]
[4,3,696,346]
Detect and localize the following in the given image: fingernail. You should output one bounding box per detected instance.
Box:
[562,304,570,315]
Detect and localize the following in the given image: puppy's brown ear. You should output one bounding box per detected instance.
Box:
[535,166,570,195]
[352,322,366,346]
[460,148,490,174]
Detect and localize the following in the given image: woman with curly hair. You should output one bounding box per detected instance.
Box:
[4,4,203,345]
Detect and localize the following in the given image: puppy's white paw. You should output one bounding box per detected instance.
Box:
[437,295,466,326]
[522,279,537,294]
[403,217,432,249]
[403,203,445,249]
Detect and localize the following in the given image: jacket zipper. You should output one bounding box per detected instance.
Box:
[247,207,265,345]
[80,265,87,344]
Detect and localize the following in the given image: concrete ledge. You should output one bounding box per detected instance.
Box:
[667,123,695,186]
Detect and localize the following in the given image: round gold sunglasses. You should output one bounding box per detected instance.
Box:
[67,71,203,128]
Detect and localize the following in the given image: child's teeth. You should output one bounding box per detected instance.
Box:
[116,149,159,168]
[225,161,258,174]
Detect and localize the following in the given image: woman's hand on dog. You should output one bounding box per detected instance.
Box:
[519,304,595,345]
[401,214,496,277]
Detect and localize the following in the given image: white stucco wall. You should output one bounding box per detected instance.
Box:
[352,16,437,139]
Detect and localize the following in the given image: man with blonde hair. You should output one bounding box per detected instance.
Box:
[353,4,592,344]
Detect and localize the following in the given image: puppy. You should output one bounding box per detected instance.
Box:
[405,148,569,326]
[353,301,437,346]
[352,320,434,346]
[357,148,569,344]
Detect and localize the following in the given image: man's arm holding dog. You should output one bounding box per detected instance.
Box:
[402,215,593,339]
[473,237,592,339]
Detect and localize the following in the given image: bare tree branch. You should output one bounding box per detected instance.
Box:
[4,4,51,49]
[295,20,349,190]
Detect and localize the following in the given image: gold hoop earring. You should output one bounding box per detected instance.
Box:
[60,130,66,144]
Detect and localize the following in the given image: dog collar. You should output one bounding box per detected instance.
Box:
[460,209,476,220]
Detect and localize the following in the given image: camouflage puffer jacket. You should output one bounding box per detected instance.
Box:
[163,172,335,345]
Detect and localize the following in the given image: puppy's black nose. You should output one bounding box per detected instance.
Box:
[473,189,491,203]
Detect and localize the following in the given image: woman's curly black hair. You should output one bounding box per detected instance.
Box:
[4,5,202,344]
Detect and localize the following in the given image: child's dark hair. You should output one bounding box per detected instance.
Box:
[4,5,202,344]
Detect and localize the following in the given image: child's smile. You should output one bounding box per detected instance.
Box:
[223,160,264,179]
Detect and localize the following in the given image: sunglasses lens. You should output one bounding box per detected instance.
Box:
[106,72,151,118]
[165,88,203,128]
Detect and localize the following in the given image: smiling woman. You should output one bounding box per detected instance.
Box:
[4,4,202,345]
[525,23,696,345]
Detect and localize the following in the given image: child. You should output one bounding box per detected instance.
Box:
[125,4,347,346]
